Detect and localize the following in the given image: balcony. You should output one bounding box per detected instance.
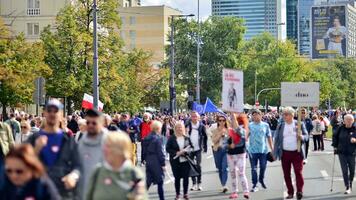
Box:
[27,8,40,16]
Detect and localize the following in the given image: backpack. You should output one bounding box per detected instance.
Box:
[315,121,321,132]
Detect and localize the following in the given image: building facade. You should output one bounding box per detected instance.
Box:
[211,0,287,40]
[0,0,72,42]
[118,5,181,67]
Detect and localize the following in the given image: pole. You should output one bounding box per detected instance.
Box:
[36,78,39,116]
[297,107,302,152]
[170,16,176,116]
[254,69,257,105]
[93,0,99,110]
[196,0,201,104]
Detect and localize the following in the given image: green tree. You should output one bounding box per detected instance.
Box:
[0,18,51,117]
[166,16,245,104]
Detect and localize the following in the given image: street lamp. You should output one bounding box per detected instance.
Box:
[196,0,201,104]
[170,13,195,115]
[93,0,99,110]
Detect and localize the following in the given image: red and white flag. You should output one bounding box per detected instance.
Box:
[82,93,104,111]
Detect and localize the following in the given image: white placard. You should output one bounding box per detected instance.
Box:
[281,82,320,107]
[222,69,244,112]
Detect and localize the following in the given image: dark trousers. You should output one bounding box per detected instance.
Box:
[282,151,304,195]
[338,154,356,188]
[175,177,189,196]
[305,138,310,158]
[249,153,267,186]
[313,135,321,151]
[320,132,325,151]
[190,150,202,184]
[147,181,165,200]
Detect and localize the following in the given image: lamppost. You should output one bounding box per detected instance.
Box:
[170,14,195,115]
[196,0,201,104]
[93,0,99,110]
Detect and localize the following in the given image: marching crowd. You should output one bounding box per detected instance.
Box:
[0,99,355,200]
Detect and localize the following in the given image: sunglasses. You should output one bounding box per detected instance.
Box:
[86,121,97,126]
[46,108,59,113]
[6,168,24,175]
[218,119,226,122]
[21,126,27,129]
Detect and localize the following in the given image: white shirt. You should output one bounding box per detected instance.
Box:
[190,123,200,151]
[283,122,298,151]
[177,136,187,162]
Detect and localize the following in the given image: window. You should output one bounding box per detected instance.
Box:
[121,16,126,25]
[27,23,40,36]
[130,43,136,49]
[120,31,125,39]
[129,16,136,25]
[129,30,136,40]
[27,0,40,15]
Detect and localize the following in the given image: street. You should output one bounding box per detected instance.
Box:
[147,140,356,200]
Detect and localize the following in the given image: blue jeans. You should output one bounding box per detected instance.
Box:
[250,153,267,186]
[213,148,228,186]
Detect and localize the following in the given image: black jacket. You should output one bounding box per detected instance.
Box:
[332,125,356,155]
[27,132,82,199]
[185,122,208,152]
[166,135,192,167]
[0,176,61,200]
[161,123,174,137]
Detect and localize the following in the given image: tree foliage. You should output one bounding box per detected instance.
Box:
[0,18,51,116]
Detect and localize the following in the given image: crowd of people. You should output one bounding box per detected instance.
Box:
[0,99,355,200]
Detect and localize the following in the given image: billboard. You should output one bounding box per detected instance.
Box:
[311,5,347,59]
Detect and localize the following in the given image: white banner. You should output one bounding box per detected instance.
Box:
[281,82,320,107]
[222,69,244,112]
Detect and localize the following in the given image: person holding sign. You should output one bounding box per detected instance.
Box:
[273,107,308,200]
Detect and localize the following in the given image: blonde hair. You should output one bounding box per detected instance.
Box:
[104,131,132,160]
[174,121,186,136]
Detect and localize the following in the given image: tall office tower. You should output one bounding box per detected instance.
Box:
[212,0,287,40]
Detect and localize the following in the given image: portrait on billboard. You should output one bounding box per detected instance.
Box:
[311,5,347,59]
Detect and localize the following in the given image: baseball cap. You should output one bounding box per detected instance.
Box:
[45,99,64,110]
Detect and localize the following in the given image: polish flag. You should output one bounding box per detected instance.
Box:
[82,93,104,111]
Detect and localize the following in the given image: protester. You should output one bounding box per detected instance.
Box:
[60,119,74,137]
[186,111,207,191]
[86,132,147,200]
[227,113,250,199]
[78,109,107,199]
[0,121,15,167]
[30,118,40,134]
[211,115,229,193]
[300,109,313,164]
[15,121,33,144]
[27,99,82,200]
[75,118,87,143]
[319,116,327,151]
[68,114,79,134]
[311,115,323,151]
[141,120,166,200]
[119,114,130,133]
[332,114,356,195]
[331,110,343,134]
[5,113,21,140]
[166,121,193,200]
[104,114,119,131]
[139,113,153,141]
[248,109,273,192]
[128,116,140,165]
[0,144,60,199]
[273,107,308,200]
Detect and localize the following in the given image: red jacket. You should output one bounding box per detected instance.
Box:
[140,121,152,140]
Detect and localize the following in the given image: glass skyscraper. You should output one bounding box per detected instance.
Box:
[212,0,286,40]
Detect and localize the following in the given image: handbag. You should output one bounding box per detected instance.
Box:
[185,156,199,177]
[267,152,275,162]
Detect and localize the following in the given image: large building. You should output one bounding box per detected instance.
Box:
[0,0,72,42]
[286,0,355,55]
[0,0,178,66]
[118,6,181,67]
[211,0,287,40]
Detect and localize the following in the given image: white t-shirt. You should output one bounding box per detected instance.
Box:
[283,122,298,151]
[190,123,200,151]
[177,136,187,162]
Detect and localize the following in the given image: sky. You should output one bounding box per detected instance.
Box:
[141,0,212,20]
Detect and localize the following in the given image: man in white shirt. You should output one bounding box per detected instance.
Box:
[186,111,207,191]
[273,107,308,200]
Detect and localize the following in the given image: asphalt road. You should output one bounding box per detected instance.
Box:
[143,139,356,200]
